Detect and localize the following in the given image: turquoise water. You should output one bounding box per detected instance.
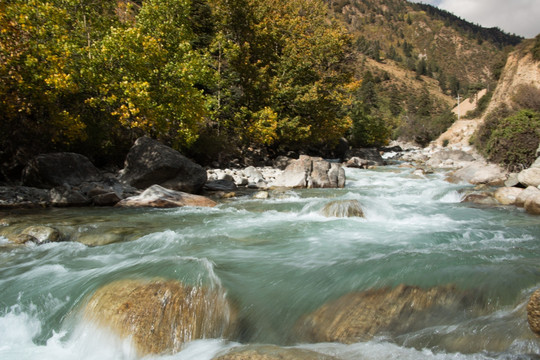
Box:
[1,167,539,359]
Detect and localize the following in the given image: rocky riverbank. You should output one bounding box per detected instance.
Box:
[2,136,540,215]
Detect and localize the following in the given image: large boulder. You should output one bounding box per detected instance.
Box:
[295,284,480,344]
[83,279,236,356]
[493,187,524,205]
[528,288,540,336]
[516,186,540,208]
[272,156,345,189]
[120,137,207,193]
[116,185,216,208]
[214,345,338,360]
[517,167,540,188]
[447,162,508,186]
[22,152,102,189]
[524,194,540,215]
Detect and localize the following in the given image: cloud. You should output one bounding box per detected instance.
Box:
[410,0,540,38]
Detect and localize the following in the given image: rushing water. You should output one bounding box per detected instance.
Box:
[1,166,540,359]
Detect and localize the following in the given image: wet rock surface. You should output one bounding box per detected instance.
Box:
[295,284,482,344]
[84,279,236,355]
[213,345,338,360]
[321,200,364,218]
[116,185,217,208]
[528,288,540,336]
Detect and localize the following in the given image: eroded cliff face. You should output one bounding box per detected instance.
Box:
[433,41,540,149]
[486,41,540,114]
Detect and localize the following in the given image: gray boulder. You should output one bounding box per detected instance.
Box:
[49,186,91,207]
[272,156,345,189]
[120,137,206,193]
[204,179,238,192]
[344,148,384,166]
[22,152,102,189]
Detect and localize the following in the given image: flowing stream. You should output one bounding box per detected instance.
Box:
[1,166,539,359]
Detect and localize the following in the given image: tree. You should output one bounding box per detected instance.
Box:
[85,0,211,150]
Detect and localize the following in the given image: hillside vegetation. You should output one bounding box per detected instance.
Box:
[0,0,525,180]
[473,38,540,170]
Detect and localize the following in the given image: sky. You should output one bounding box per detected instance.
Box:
[409,0,540,38]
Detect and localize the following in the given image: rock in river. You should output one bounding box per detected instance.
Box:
[295,284,481,344]
[528,288,540,336]
[83,279,236,355]
[120,136,207,193]
[214,344,338,360]
[321,200,364,218]
[272,156,345,189]
[116,185,216,208]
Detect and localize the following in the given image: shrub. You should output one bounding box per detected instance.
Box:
[481,109,540,170]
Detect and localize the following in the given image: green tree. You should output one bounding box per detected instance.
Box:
[86,0,211,150]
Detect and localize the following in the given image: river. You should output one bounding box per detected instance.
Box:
[1,166,539,359]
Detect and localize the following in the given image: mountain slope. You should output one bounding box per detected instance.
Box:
[328,0,522,92]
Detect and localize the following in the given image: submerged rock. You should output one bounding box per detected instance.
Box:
[214,344,338,360]
[83,279,236,355]
[8,225,63,245]
[321,200,364,218]
[295,284,481,344]
[528,288,540,336]
[461,193,499,206]
[116,185,217,208]
[120,137,207,193]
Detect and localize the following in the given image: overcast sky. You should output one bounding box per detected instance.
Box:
[409,0,540,38]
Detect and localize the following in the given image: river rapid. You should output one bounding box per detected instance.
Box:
[1,166,539,359]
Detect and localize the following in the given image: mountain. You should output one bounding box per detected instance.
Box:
[328,0,522,91]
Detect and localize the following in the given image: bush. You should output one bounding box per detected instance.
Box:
[480,109,540,170]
